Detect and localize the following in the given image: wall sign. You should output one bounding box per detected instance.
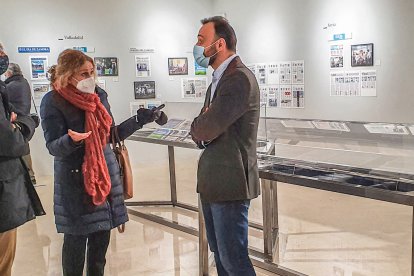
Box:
[129,48,155,54]
[329,33,352,41]
[18,47,50,53]
[66,46,95,53]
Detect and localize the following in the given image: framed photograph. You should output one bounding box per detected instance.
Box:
[168,57,188,75]
[31,82,50,106]
[134,81,155,99]
[351,43,374,67]
[195,62,206,75]
[94,57,118,76]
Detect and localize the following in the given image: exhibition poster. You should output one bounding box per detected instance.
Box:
[181,77,207,99]
[32,82,50,106]
[247,64,257,77]
[267,85,279,107]
[259,86,268,107]
[292,60,305,84]
[267,63,279,85]
[330,71,375,97]
[135,55,151,77]
[344,71,361,96]
[30,56,48,80]
[330,71,345,96]
[361,70,377,97]
[292,85,305,108]
[280,85,293,108]
[134,81,156,99]
[168,58,188,75]
[330,45,344,68]
[94,57,118,76]
[256,64,267,85]
[195,62,207,75]
[279,62,292,84]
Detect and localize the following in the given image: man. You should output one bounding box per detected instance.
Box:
[0,43,39,276]
[5,63,37,184]
[190,16,260,276]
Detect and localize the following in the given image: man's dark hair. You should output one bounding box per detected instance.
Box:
[201,16,237,52]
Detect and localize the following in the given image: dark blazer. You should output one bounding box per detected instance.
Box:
[40,86,140,235]
[191,56,260,202]
[5,75,32,116]
[0,80,37,233]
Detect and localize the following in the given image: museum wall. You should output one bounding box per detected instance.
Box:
[1,0,414,176]
[213,0,414,122]
[0,0,212,175]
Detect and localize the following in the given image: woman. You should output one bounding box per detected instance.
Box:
[0,44,40,276]
[40,49,166,275]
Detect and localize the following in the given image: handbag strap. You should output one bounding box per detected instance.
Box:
[111,126,124,148]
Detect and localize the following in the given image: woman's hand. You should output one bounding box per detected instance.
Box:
[68,129,92,143]
[10,112,17,123]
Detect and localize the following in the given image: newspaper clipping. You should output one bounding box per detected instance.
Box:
[181,77,208,99]
[135,55,151,77]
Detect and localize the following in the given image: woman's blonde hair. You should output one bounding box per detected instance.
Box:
[49,49,94,89]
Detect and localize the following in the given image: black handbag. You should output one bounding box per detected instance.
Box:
[20,158,46,216]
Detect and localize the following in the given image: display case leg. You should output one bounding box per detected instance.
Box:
[262,179,273,261]
[199,197,209,276]
[271,181,280,263]
[412,207,414,276]
[168,145,177,206]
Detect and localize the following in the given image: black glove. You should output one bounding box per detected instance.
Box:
[30,113,40,128]
[136,107,168,127]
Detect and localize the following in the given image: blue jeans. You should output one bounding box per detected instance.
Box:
[201,199,256,276]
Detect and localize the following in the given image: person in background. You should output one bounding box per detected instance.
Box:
[40,49,167,276]
[190,16,260,276]
[5,62,37,184]
[0,43,39,276]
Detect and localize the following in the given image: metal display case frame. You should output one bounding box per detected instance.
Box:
[127,117,414,276]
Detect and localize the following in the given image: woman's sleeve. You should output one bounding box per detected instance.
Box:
[40,95,83,157]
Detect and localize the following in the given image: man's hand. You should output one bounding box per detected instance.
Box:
[68,129,92,143]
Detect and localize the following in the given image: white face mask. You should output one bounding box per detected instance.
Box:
[75,77,96,94]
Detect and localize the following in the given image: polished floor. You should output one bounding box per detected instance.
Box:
[12,176,275,276]
[12,143,413,275]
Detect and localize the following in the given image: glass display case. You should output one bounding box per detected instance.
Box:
[255,117,414,276]
[128,117,414,276]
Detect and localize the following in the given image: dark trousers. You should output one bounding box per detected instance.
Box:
[62,230,110,276]
[201,199,256,276]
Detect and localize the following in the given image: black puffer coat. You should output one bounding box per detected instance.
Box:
[0,80,36,233]
[5,74,31,116]
[40,86,140,235]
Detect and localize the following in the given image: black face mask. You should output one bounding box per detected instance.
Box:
[0,55,9,75]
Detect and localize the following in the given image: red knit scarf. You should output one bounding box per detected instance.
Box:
[56,85,113,205]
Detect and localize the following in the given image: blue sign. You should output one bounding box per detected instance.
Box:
[18,47,50,53]
[333,34,346,41]
[72,46,87,52]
